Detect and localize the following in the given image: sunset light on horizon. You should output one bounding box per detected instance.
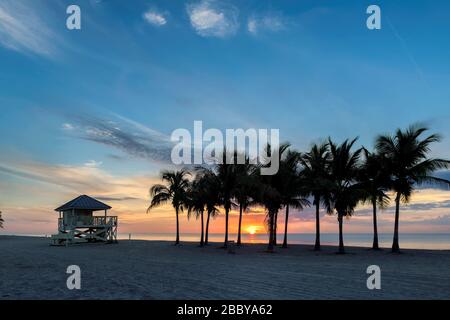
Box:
[1,0,450,239]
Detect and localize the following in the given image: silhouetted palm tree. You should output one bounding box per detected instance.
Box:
[257,143,290,252]
[358,149,391,250]
[328,138,363,254]
[259,184,282,252]
[214,150,238,248]
[234,159,257,246]
[0,211,4,229]
[280,151,310,248]
[186,177,208,246]
[205,204,220,246]
[299,143,331,250]
[148,170,190,245]
[199,170,221,246]
[376,125,450,252]
[273,211,279,245]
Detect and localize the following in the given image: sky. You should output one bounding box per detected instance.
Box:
[1,0,450,237]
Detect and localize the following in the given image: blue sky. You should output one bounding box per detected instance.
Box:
[1,0,450,234]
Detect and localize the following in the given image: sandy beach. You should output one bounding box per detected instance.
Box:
[0,236,449,300]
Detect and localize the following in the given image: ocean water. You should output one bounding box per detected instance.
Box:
[117,233,450,250]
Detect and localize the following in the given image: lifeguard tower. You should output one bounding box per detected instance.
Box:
[51,195,118,246]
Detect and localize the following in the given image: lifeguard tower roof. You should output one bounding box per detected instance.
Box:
[55,195,112,212]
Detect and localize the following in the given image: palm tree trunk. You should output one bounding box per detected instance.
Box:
[338,214,345,254]
[314,198,321,251]
[200,210,204,246]
[282,205,289,248]
[224,206,229,248]
[267,212,274,252]
[272,211,278,245]
[175,207,180,245]
[372,199,379,250]
[205,210,211,245]
[237,204,243,246]
[392,193,401,253]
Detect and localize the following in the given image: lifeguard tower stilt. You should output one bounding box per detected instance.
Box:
[51,195,118,246]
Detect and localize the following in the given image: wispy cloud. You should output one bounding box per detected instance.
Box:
[0,0,57,57]
[186,0,239,38]
[64,113,174,164]
[0,162,115,194]
[247,12,287,35]
[62,123,74,130]
[0,159,158,200]
[94,196,140,202]
[143,9,167,27]
[84,160,103,168]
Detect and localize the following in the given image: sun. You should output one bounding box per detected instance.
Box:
[246,226,259,235]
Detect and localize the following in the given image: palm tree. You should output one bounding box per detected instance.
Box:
[273,210,279,245]
[148,170,190,245]
[259,184,283,252]
[205,203,220,246]
[234,159,257,246]
[257,143,290,252]
[376,125,450,252]
[214,150,238,248]
[280,151,310,248]
[0,211,4,229]
[200,170,221,246]
[358,149,391,250]
[328,138,363,254]
[186,177,208,246]
[299,143,331,250]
